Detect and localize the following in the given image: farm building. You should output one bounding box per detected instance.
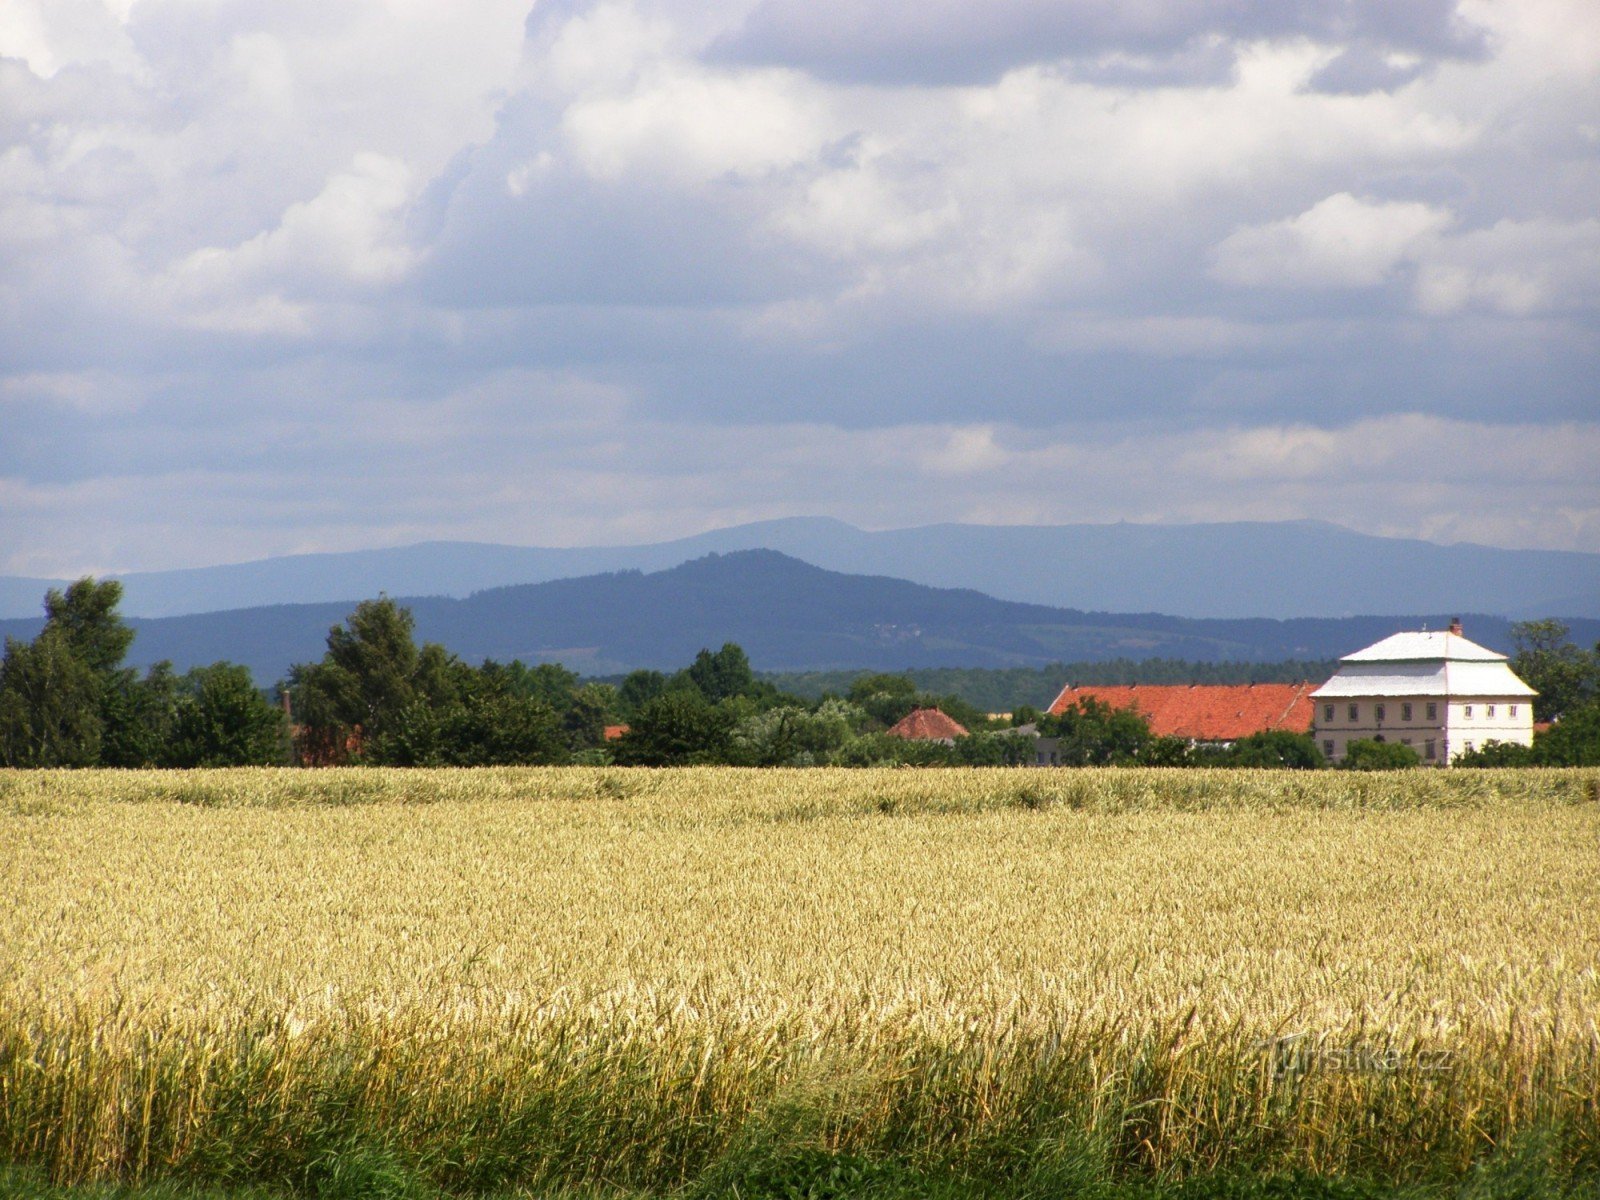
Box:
[885,707,969,744]
[1310,620,1535,765]
[1045,682,1317,744]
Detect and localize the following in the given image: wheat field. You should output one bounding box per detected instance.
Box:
[2,767,1598,1195]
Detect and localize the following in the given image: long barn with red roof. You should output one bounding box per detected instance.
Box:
[1046,682,1316,742]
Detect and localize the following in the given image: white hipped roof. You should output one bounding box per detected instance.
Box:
[1339,631,1505,663]
[1310,629,1537,699]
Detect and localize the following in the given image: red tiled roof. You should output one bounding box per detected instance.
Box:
[1046,683,1317,741]
[885,707,969,741]
[603,724,630,741]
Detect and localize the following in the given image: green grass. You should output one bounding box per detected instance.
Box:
[3,1142,1592,1200]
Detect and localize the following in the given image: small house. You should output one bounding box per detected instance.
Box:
[885,707,969,745]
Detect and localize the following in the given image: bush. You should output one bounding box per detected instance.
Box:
[1341,739,1421,770]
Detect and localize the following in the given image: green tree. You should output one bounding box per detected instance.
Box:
[730,699,862,766]
[613,691,734,766]
[1342,739,1421,770]
[0,628,103,767]
[1223,730,1325,769]
[1042,698,1154,766]
[384,667,567,767]
[1510,619,1600,722]
[618,669,667,718]
[847,673,920,728]
[952,729,1036,766]
[0,577,148,768]
[562,682,615,751]
[166,663,287,767]
[100,663,180,767]
[289,597,463,763]
[43,578,134,674]
[1529,703,1600,766]
[501,661,583,708]
[686,643,757,703]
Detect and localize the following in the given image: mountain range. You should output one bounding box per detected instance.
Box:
[3,518,1596,621]
[3,550,1590,686]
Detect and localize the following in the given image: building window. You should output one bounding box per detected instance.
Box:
[1486,704,1496,718]
[1426,702,1437,721]
[1324,704,1334,722]
[1401,702,1412,721]
[1375,703,1386,722]
[1464,740,1474,753]
[1425,740,1436,760]
[1401,737,1412,746]
[1509,704,1518,717]
[1323,740,1334,757]
[1463,705,1473,718]
[1348,703,1359,721]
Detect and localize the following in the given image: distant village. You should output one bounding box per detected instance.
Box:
[2,577,1595,770]
[1009,620,1537,768]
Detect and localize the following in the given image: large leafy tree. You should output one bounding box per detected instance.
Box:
[0,628,104,767]
[1511,619,1600,722]
[167,663,288,767]
[0,577,151,768]
[289,597,462,761]
[612,691,734,766]
[382,667,567,767]
[686,643,757,703]
[100,662,180,768]
[43,578,135,674]
[1042,697,1154,765]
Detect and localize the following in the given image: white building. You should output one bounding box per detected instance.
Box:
[1310,621,1536,765]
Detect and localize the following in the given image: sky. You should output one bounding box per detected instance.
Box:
[2,0,1598,577]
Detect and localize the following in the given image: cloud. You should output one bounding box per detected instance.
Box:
[165,153,418,311]
[3,0,1600,581]
[6,401,1597,577]
[1212,198,1600,316]
[1412,218,1600,315]
[712,0,1488,86]
[1210,192,1453,288]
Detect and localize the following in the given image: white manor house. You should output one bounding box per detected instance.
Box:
[1311,621,1536,765]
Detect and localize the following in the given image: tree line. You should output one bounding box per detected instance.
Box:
[2,582,1596,768]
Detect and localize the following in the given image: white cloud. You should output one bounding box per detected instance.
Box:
[562,64,827,184]
[1211,192,1453,288]
[168,153,418,298]
[0,0,141,78]
[1412,218,1600,315]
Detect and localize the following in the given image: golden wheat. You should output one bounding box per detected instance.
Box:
[2,767,1597,1191]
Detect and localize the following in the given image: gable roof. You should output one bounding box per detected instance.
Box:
[1046,683,1316,741]
[885,707,969,741]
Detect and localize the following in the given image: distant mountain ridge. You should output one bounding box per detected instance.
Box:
[2,550,1590,686]
[3,517,1595,621]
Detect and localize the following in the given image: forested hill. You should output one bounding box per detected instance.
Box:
[2,551,1588,686]
[5,517,1597,621]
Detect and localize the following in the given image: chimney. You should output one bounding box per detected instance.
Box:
[1448,617,1463,636]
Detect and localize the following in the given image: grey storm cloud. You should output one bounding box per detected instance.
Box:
[711,0,1488,86]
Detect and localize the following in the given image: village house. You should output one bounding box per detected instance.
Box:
[1309,620,1535,765]
[885,707,969,745]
